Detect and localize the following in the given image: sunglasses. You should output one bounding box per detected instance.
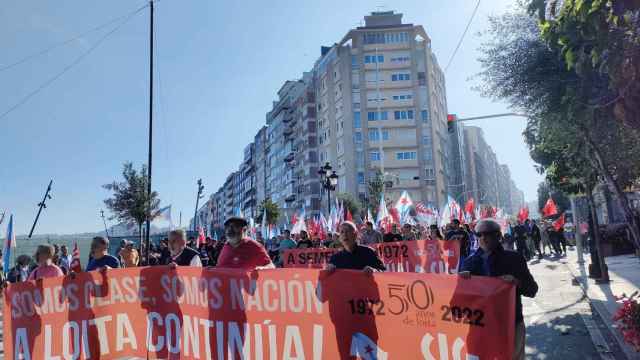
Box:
[475,231,498,237]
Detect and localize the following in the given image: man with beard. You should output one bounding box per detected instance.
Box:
[217,217,274,270]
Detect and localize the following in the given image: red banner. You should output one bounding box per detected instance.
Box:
[3,267,514,359]
[283,239,461,274]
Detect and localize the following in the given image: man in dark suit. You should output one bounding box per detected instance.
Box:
[460,219,538,360]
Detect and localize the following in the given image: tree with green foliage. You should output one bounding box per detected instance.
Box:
[528,0,640,131]
[336,192,361,219]
[103,162,161,246]
[256,199,280,225]
[477,4,640,248]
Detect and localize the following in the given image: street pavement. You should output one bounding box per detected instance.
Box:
[523,251,633,359]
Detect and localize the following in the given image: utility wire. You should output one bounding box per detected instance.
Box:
[0,2,149,73]
[445,0,481,72]
[0,4,148,121]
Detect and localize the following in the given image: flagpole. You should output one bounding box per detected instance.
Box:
[28,179,53,238]
[145,0,154,265]
[100,209,110,239]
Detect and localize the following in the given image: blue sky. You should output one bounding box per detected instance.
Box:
[0,0,542,235]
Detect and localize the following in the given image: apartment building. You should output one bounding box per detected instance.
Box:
[463,125,524,214]
[313,11,450,209]
[191,11,526,229]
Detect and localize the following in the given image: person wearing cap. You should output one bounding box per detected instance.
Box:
[165,229,202,267]
[326,221,385,274]
[459,219,538,360]
[216,217,274,270]
[118,240,140,268]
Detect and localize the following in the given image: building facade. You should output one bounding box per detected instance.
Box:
[191,11,525,228]
[313,11,450,209]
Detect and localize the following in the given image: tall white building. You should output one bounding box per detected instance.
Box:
[314,11,450,209]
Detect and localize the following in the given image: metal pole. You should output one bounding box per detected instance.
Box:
[101,209,110,239]
[456,113,528,122]
[570,195,584,264]
[179,211,182,228]
[194,179,203,232]
[28,179,53,238]
[145,0,154,265]
[374,46,385,176]
[327,182,331,216]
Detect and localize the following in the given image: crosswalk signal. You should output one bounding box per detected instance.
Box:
[447,114,457,133]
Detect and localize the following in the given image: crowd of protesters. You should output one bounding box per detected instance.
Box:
[2,214,540,360]
[503,218,571,260]
[2,217,486,282]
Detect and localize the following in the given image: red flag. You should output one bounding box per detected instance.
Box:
[291,213,298,226]
[346,208,353,222]
[517,207,529,223]
[70,242,82,273]
[542,198,558,217]
[197,227,205,247]
[553,213,565,231]
[464,198,475,216]
[389,207,400,225]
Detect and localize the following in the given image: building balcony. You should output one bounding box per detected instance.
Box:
[283,127,294,136]
[363,42,411,52]
[285,193,296,202]
[364,62,412,71]
[366,80,413,90]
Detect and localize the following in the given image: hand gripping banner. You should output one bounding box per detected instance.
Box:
[4,267,514,359]
[283,239,461,274]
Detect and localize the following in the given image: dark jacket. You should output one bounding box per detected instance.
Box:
[530,224,541,241]
[460,245,538,324]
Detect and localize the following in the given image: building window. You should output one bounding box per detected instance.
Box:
[391,73,411,81]
[356,151,365,167]
[351,55,359,69]
[418,72,426,86]
[421,110,429,122]
[396,151,417,160]
[369,129,380,142]
[354,131,362,143]
[354,111,361,128]
[370,151,381,161]
[422,135,432,145]
[394,110,414,120]
[392,94,413,100]
[390,56,410,63]
[357,172,365,184]
[364,55,385,63]
[425,167,435,179]
[382,129,390,140]
[367,111,388,121]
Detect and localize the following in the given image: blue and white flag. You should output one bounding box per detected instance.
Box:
[157,205,172,222]
[394,190,414,225]
[2,215,15,274]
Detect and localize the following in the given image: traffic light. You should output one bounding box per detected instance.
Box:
[447,114,457,133]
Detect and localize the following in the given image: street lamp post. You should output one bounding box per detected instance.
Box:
[193,179,204,232]
[318,162,339,213]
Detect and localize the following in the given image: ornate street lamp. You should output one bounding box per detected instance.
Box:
[318,162,339,212]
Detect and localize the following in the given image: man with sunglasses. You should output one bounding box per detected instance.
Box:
[216,217,274,270]
[459,219,538,360]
